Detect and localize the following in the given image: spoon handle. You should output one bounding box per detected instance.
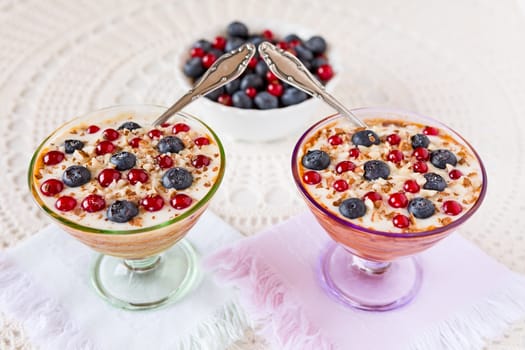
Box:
[152,43,256,126]
[258,41,367,128]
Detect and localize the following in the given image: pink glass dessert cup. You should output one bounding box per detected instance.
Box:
[291,107,487,311]
[28,105,226,310]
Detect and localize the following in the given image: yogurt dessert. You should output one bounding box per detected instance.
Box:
[31,108,222,232]
[295,115,484,233]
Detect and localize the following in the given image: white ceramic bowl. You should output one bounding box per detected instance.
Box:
[175,20,341,142]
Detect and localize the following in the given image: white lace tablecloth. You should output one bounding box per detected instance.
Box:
[1,0,524,348]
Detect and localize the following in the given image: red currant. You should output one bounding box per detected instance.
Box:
[386,133,401,145]
[245,87,257,98]
[95,141,116,155]
[202,53,216,69]
[266,71,278,83]
[103,128,119,141]
[248,57,258,69]
[423,126,439,136]
[333,179,348,192]
[289,39,301,47]
[190,47,205,58]
[192,155,211,168]
[328,134,343,145]
[413,147,430,161]
[86,125,100,134]
[393,214,410,228]
[449,169,463,180]
[335,161,355,174]
[160,122,171,128]
[127,169,149,184]
[141,195,164,212]
[262,29,273,40]
[387,150,404,164]
[156,155,173,169]
[303,171,321,185]
[277,41,288,50]
[317,64,333,81]
[97,168,121,187]
[212,36,226,50]
[363,191,382,202]
[217,94,233,106]
[349,148,360,159]
[43,151,65,165]
[147,129,163,139]
[388,192,408,208]
[403,180,420,193]
[170,193,193,210]
[129,137,142,148]
[81,194,105,212]
[267,83,283,97]
[173,123,190,134]
[55,196,77,211]
[413,161,428,173]
[194,137,210,146]
[40,179,64,196]
[443,200,463,216]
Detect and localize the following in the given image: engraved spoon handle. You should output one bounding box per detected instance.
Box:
[152,43,257,126]
[258,41,367,128]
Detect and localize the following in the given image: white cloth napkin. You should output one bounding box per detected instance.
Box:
[0,211,248,350]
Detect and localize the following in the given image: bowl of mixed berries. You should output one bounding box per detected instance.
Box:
[177,20,340,142]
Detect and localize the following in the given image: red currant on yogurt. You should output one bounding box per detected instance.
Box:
[335,161,355,174]
[403,180,420,193]
[194,137,210,146]
[55,196,77,211]
[127,169,149,185]
[156,155,173,169]
[147,129,162,139]
[103,128,119,141]
[413,147,430,161]
[170,193,193,210]
[349,148,360,159]
[333,179,348,192]
[363,191,382,203]
[386,133,401,145]
[43,151,65,165]
[97,168,121,187]
[81,194,105,212]
[192,155,211,168]
[173,123,190,134]
[392,214,410,228]
[96,141,116,155]
[141,195,164,212]
[423,126,439,136]
[387,150,404,164]
[413,161,428,173]
[129,137,142,148]
[303,171,321,185]
[443,200,463,216]
[86,125,100,134]
[328,134,343,146]
[388,192,408,208]
[40,179,64,196]
[449,169,463,180]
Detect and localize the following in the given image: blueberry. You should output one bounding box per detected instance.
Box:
[157,136,185,154]
[304,36,327,55]
[117,121,142,131]
[64,139,84,154]
[225,79,240,95]
[294,44,314,62]
[281,87,308,106]
[225,37,245,52]
[363,160,390,180]
[208,48,224,58]
[408,197,435,219]
[423,173,447,191]
[339,198,367,219]
[232,91,253,109]
[184,57,205,78]
[254,91,278,109]
[411,134,430,148]
[311,57,328,70]
[162,167,193,190]
[205,86,224,101]
[110,152,136,171]
[302,150,330,170]
[430,149,457,169]
[62,165,91,187]
[227,21,249,38]
[240,74,264,91]
[255,60,269,76]
[249,35,264,47]
[107,200,138,223]
[301,59,312,71]
[284,34,301,43]
[192,39,212,52]
[352,130,381,147]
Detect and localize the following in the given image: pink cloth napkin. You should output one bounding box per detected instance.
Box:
[206,211,525,350]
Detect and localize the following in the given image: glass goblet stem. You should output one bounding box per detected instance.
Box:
[124,255,162,272]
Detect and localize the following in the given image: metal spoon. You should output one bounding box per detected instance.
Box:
[258,41,367,128]
[152,43,256,126]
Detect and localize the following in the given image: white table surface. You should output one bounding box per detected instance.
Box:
[1,0,524,348]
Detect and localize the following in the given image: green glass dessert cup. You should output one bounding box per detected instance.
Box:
[28,105,225,310]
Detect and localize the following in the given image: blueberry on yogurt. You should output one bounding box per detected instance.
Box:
[302,150,330,170]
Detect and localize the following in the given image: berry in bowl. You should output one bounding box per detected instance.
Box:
[177,20,339,142]
[28,105,225,310]
[291,107,487,311]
